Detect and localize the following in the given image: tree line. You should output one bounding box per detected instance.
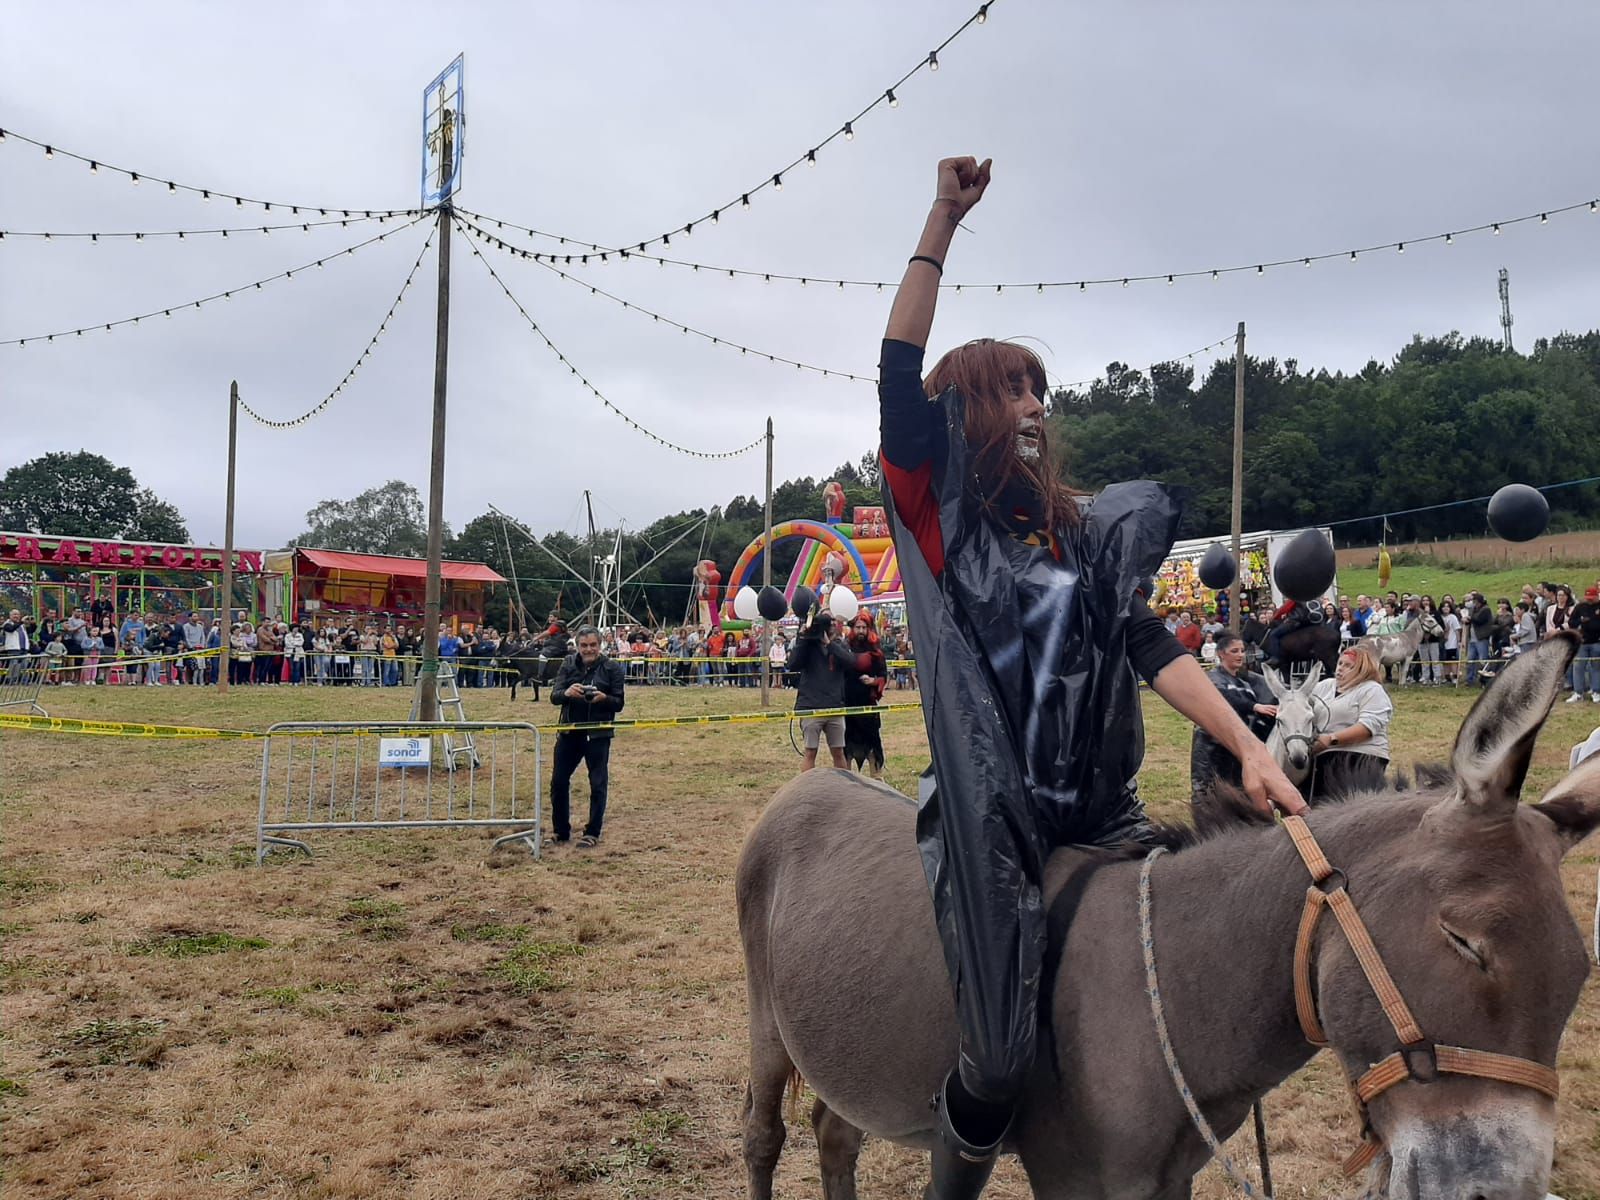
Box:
[7,327,1596,630]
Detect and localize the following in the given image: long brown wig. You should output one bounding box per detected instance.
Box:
[923,338,1081,531]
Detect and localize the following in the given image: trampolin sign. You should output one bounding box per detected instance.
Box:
[422,54,464,206]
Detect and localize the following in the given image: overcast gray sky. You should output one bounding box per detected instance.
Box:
[4,1,1596,550]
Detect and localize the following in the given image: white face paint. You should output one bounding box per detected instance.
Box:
[1015,419,1041,461]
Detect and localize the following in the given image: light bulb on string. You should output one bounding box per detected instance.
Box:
[1493,223,1501,235]
[1540,213,1548,224]
[886,88,898,108]
[773,173,783,191]
[44,145,53,159]
[977,4,988,22]
[1396,242,1404,254]
[1445,232,1453,244]
[131,172,139,185]
[844,122,854,140]
[741,193,750,208]
[928,50,939,70]
[88,160,97,173]
[807,149,817,167]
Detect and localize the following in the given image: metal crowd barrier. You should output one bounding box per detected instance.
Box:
[0,652,48,716]
[256,721,542,863]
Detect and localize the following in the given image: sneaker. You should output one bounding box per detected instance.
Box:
[1591,693,1600,702]
[1566,692,1585,703]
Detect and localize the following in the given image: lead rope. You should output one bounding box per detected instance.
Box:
[1139,849,1275,1198]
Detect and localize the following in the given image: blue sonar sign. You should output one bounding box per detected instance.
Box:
[379,737,432,768]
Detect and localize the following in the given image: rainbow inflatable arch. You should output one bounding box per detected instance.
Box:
[721,507,901,619]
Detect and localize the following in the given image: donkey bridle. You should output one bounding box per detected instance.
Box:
[1282,814,1561,1175]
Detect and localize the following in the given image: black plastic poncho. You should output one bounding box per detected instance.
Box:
[885,385,1183,1105]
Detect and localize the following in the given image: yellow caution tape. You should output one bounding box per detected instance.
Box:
[0,700,925,740]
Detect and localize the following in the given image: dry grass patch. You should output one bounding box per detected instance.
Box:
[1,682,1597,1197]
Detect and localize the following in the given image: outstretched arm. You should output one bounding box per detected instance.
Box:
[884,157,991,349]
[1151,654,1307,816]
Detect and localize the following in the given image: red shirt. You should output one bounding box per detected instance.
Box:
[1174,621,1203,652]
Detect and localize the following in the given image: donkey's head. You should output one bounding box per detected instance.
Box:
[1264,662,1324,780]
[1307,633,1598,1199]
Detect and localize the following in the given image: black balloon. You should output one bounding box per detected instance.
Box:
[1272,529,1337,603]
[791,585,817,619]
[756,585,788,622]
[1487,483,1549,543]
[1197,542,1237,590]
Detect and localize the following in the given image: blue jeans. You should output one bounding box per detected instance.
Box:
[550,731,612,840]
[1578,643,1600,695]
[383,660,399,687]
[1465,639,1490,684]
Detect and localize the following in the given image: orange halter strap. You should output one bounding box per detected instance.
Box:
[1282,815,1560,1175]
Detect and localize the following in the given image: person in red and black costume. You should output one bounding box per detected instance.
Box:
[842,610,889,777]
[880,157,1305,1199]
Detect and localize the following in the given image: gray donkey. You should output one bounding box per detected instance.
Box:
[738,633,1599,1199]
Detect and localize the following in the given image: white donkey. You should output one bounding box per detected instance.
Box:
[1263,661,1325,786]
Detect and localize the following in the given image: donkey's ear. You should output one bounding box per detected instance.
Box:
[1262,669,1288,701]
[1450,632,1579,812]
[1532,750,1600,854]
[1299,661,1324,692]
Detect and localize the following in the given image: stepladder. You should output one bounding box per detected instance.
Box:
[409,661,481,769]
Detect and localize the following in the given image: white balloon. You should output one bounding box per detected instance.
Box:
[732,586,760,621]
[828,586,860,621]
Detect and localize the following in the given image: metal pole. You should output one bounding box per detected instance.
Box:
[419,204,452,721]
[219,380,238,693]
[760,417,774,706]
[1229,321,1245,635]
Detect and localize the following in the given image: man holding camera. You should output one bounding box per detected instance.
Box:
[788,606,858,771]
[549,625,628,847]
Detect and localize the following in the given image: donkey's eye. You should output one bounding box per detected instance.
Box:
[1440,923,1486,970]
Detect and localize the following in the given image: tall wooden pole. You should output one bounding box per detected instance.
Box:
[760,417,774,706]
[218,380,239,692]
[418,205,452,721]
[1228,321,1245,634]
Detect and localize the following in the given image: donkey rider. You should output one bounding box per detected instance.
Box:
[879,156,1305,1199]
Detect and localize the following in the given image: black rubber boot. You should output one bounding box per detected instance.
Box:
[924,1072,1013,1200]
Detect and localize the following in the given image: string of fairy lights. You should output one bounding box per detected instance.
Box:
[6,0,1596,467]
[454,215,765,459]
[0,211,416,241]
[1,216,429,347]
[457,191,1600,294]
[608,1,996,254]
[455,213,873,382]
[237,222,437,428]
[0,126,411,217]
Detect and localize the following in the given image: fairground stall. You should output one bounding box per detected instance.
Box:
[0,531,272,622]
[1156,527,1338,616]
[263,548,505,630]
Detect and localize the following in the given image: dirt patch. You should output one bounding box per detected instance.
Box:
[1,683,1596,1198]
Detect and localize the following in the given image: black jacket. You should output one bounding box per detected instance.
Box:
[787,625,857,712]
[550,652,627,736]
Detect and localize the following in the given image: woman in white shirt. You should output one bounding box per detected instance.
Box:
[1307,643,1393,801]
[1439,598,1462,686]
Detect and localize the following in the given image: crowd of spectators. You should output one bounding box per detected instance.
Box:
[1157,574,1600,697]
[0,606,922,693]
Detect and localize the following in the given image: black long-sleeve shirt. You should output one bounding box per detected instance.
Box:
[550,653,627,735]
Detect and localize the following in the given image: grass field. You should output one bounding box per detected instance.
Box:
[2,681,1597,1198]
